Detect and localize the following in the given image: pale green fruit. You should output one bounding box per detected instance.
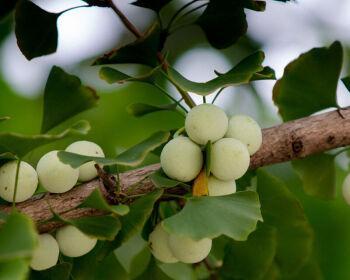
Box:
[211,138,250,180]
[168,234,212,264]
[160,137,203,182]
[66,141,105,182]
[342,174,350,205]
[185,104,228,145]
[0,161,38,202]
[226,115,262,155]
[149,223,178,263]
[208,176,236,196]
[36,151,79,193]
[30,234,59,271]
[56,225,97,257]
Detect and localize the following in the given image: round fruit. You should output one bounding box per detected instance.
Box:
[36,151,79,193]
[226,115,262,155]
[160,137,203,182]
[0,160,38,202]
[185,104,228,145]
[168,234,212,264]
[148,223,178,263]
[211,138,250,180]
[208,176,236,196]
[56,225,97,257]
[66,141,105,182]
[342,173,350,205]
[30,234,59,271]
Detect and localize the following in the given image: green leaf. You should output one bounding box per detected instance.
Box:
[0,116,10,122]
[134,258,172,280]
[273,41,342,121]
[127,103,177,117]
[0,0,18,19]
[250,66,276,81]
[163,191,262,240]
[15,0,59,60]
[29,263,72,280]
[0,259,30,280]
[41,66,98,133]
[220,224,277,280]
[78,188,129,216]
[0,211,37,262]
[292,153,336,199]
[94,23,161,67]
[159,262,196,280]
[196,0,265,49]
[286,258,323,280]
[58,131,170,167]
[0,120,90,157]
[81,0,110,7]
[341,76,350,92]
[205,141,212,176]
[257,170,314,277]
[149,169,188,189]
[167,51,271,95]
[132,0,173,13]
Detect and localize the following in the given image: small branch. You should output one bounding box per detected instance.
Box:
[2,107,350,232]
[107,0,142,38]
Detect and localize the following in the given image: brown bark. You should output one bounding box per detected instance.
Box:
[1,107,350,233]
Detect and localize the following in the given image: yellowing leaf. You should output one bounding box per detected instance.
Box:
[192,169,208,197]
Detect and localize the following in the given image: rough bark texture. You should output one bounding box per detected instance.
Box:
[1,108,350,232]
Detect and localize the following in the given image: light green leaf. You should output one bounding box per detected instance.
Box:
[0,120,90,157]
[29,263,72,280]
[167,52,272,96]
[58,131,170,167]
[127,103,177,117]
[0,259,30,280]
[292,153,336,199]
[41,66,98,133]
[0,211,37,262]
[220,224,277,280]
[273,41,342,121]
[0,117,10,122]
[149,169,189,189]
[78,188,129,216]
[159,262,196,280]
[163,191,262,240]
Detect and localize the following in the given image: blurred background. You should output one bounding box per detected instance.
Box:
[1,0,350,279]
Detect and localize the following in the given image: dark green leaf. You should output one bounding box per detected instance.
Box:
[81,0,110,7]
[159,262,196,280]
[286,258,323,280]
[220,224,277,280]
[341,76,350,92]
[0,120,90,157]
[273,41,342,121]
[58,131,170,167]
[257,170,313,277]
[250,66,276,81]
[29,263,72,280]
[135,258,172,280]
[0,211,37,261]
[0,0,18,19]
[0,117,10,122]
[0,259,29,280]
[167,51,271,95]
[132,0,173,13]
[244,0,266,11]
[149,169,189,189]
[127,103,177,117]
[78,188,129,216]
[15,0,59,60]
[292,153,336,199]
[41,66,98,133]
[94,23,161,67]
[205,141,212,176]
[163,191,262,240]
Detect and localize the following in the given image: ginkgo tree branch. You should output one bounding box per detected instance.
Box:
[1,107,350,233]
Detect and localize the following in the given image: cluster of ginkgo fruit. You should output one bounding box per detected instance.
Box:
[0,141,105,271]
[148,104,263,264]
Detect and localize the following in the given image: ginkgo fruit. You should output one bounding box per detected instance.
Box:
[148,223,178,263]
[66,141,105,182]
[168,234,212,264]
[226,115,262,155]
[160,136,203,182]
[36,150,79,193]
[185,104,228,145]
[211,138,250,180]
[56,225,97,257]
[342,173,350,205]
[30,234,59,271]
[208,176,236,196]
[0,160,38,202]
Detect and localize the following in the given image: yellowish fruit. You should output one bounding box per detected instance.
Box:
[211,138,250,180]
[0,160,38,202]
[160,137,203,182]
[208,176,236,196]
[66,141,105,182]
[30,234,59,271]
[185,104,228,145]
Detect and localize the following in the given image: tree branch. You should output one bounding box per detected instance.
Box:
[1,107,350,232]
